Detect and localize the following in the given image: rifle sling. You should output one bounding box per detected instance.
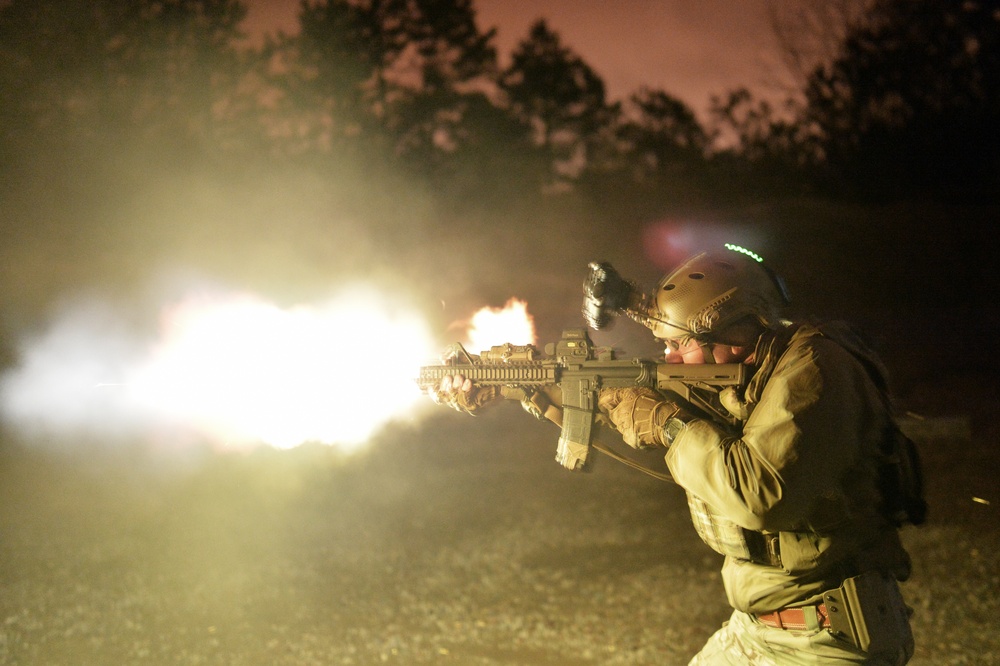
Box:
[591,440,676,484]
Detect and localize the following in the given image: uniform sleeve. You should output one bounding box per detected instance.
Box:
[664,337,880,532]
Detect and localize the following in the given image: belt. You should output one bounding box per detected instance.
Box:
[755,603,831,631]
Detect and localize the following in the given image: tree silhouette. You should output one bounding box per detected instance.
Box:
[617,88,707,181]
[500,20,614,185]
[5,0,995,210]
[0,0,245,160]
[375,0,502,169]
[258,0,390,157]
[803,0,1000,201]
[269,0,502,166]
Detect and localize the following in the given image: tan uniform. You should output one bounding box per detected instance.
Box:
[665,323,913,663]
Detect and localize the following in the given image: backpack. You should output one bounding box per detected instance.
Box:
[817,321,928,527]
[879,423,928,527]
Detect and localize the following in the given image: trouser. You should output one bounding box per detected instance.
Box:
[688,607,913,665]
[690,572,914,665]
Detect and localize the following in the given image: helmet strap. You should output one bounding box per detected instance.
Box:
[697,340,717,364]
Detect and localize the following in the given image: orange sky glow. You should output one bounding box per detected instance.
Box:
[241,0,796,122]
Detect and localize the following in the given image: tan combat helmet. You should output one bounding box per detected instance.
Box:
[643,244,790,342]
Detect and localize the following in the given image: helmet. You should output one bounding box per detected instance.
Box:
[644,245,789,341]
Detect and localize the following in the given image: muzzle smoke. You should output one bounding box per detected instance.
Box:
[0,285,438,451]
[0,285,537,453]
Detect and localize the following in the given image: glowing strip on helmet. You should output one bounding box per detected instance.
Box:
[723,243,764,263]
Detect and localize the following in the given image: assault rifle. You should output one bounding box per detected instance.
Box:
[417,328,746,472]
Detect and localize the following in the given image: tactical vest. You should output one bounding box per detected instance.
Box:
[686,493,783,567]
[680,325,794,567]
[682,321,924,566]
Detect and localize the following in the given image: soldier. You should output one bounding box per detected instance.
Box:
[434,246,920,665]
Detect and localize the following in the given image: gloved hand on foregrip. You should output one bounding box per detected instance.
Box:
[430,375,504,415]
[598,387,684,448]
[431,376,565,425]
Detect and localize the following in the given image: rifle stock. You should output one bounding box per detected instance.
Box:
[418,328,746,471]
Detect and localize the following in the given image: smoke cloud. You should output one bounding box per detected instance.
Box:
[0,281,441,453]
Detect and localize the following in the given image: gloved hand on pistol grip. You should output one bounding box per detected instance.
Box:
[430,375,504,415]
[598,387,683,448]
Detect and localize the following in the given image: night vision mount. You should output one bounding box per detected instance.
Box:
[582,261,652,331]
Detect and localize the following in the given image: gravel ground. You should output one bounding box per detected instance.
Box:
[1,389,998,665]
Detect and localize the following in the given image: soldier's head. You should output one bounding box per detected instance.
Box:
[644,245,789,363]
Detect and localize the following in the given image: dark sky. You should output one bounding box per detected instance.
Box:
[242,0,795,121]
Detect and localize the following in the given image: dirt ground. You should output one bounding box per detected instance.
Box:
[1,381,998,666]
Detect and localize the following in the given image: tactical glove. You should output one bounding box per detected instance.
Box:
[430,375,504,415]
[431,376,565,424]
[598,387,684,448]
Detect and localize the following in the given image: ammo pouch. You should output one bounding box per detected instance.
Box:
[825,572,912,654]
[686,494,782,567]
